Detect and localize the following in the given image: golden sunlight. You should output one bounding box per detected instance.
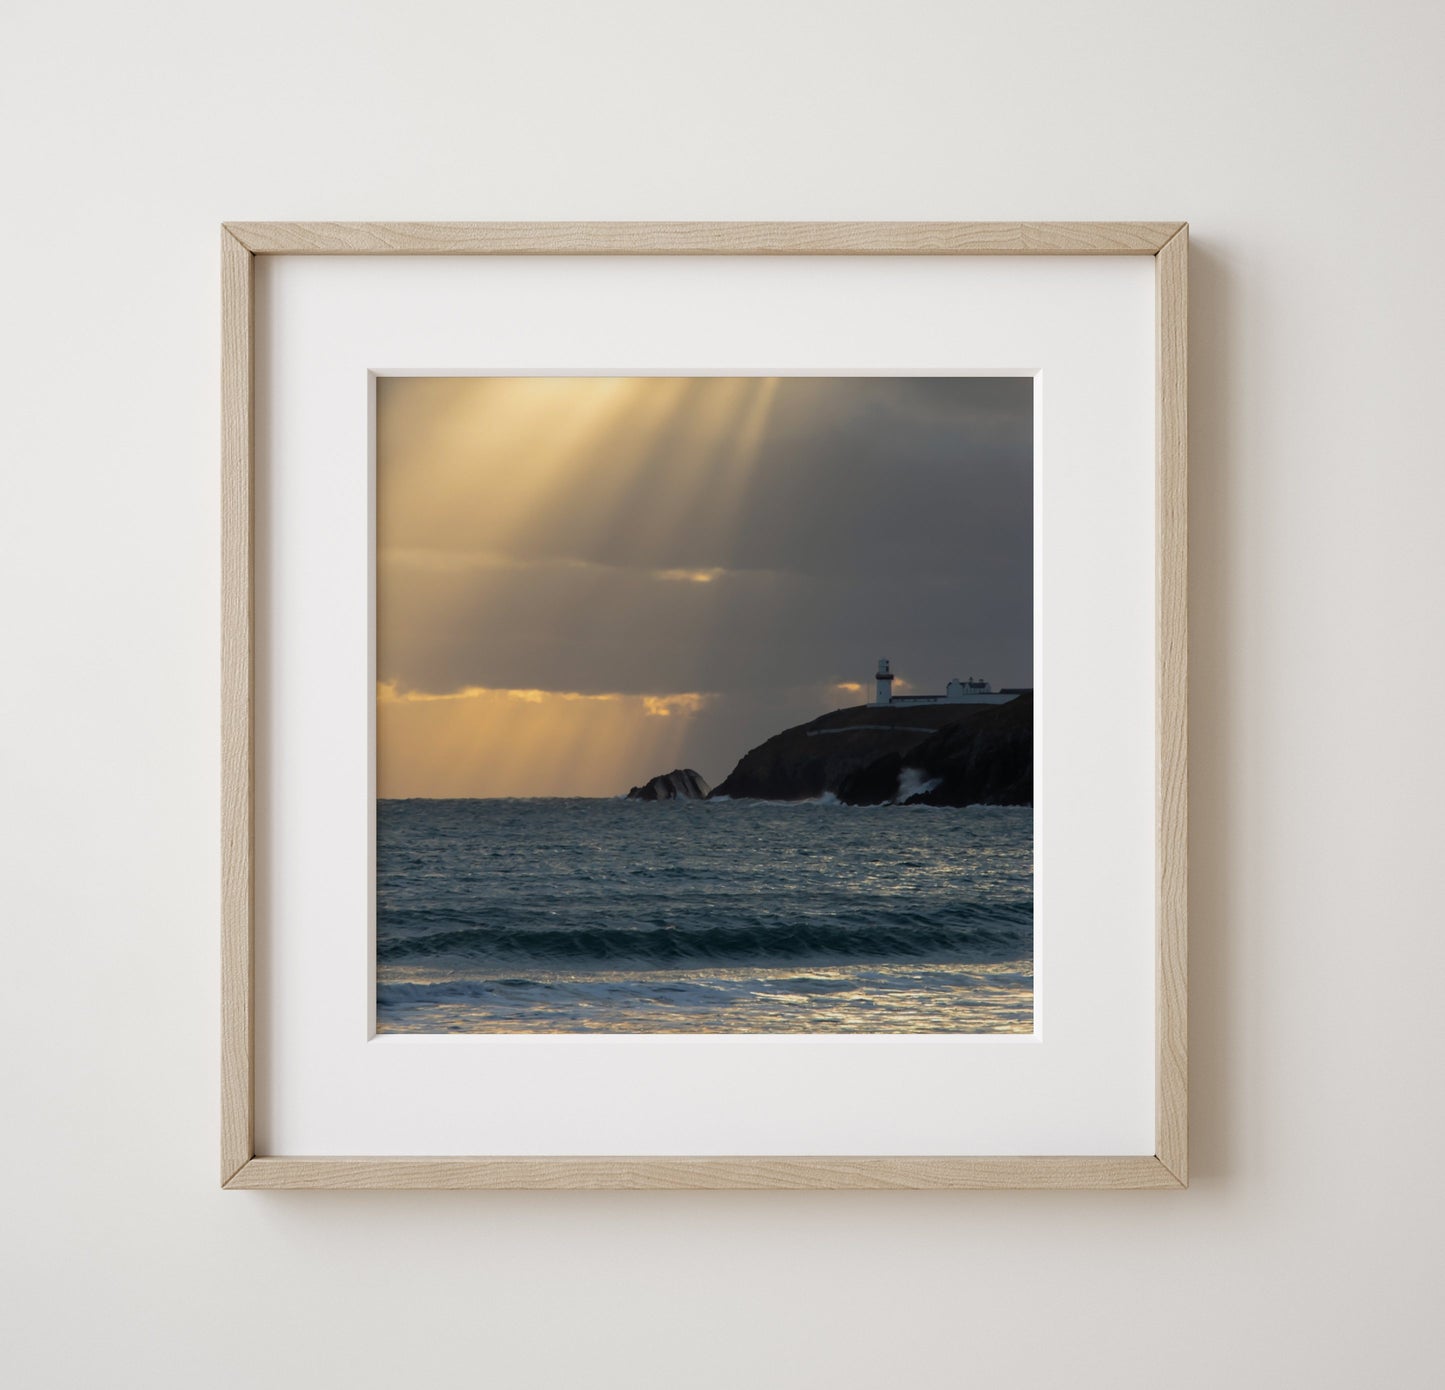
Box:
[377,682,708,798]
[655,567,726,584]
[376,376,783,797]
[376,376,780,570]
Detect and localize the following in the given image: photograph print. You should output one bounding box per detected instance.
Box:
[376,375,1033,1033]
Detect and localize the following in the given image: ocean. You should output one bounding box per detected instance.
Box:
[376,798,1033,1034]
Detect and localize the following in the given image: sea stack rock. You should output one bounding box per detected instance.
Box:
[626,768,712,801]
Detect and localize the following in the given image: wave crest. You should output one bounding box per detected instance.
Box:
[379,907,1031,968]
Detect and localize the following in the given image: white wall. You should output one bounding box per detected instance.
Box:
[3,2,1441,1385]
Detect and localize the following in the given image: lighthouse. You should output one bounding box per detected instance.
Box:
[873,657,895,706]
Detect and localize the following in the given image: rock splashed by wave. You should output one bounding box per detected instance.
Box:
[376,797,1033,1034]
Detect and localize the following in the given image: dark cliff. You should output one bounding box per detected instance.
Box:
[835,694,1032,806]
[709,699,1030,805]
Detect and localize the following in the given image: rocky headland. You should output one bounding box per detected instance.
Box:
[707,695,1032,807]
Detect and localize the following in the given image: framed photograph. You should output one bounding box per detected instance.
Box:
[222,222,1187,1189]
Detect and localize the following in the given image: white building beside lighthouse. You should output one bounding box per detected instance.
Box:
[869,657,1020,707]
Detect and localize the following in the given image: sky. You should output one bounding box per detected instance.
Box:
[377,375,1032,797]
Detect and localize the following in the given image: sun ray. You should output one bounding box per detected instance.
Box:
[377,377,820,795]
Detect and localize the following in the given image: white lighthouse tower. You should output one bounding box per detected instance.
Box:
[873,657,895,706]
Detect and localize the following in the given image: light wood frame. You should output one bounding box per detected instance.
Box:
[221,221,1188,1190]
